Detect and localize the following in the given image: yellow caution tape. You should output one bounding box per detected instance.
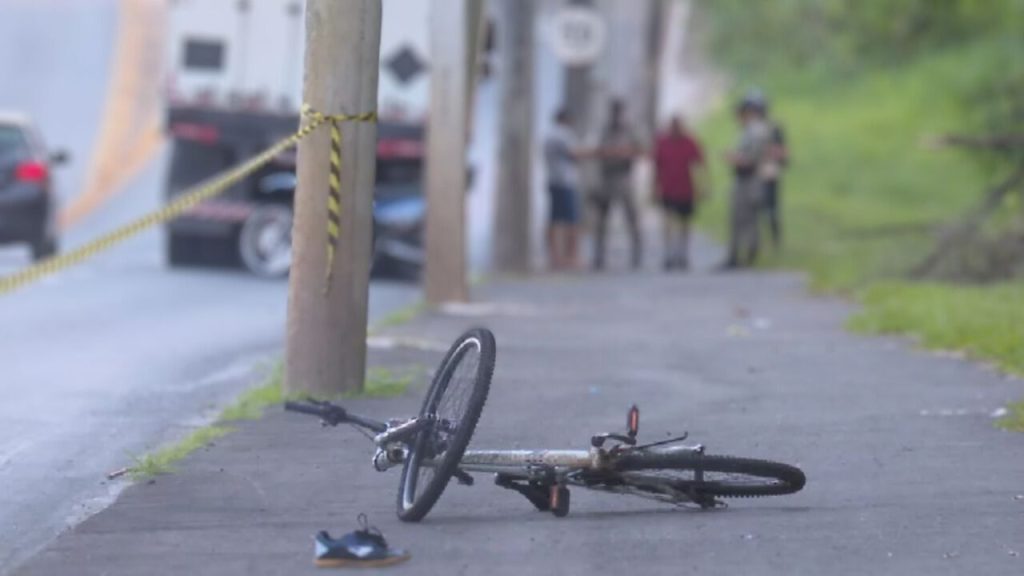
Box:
[301,105,377,289]
[0,106,376,297]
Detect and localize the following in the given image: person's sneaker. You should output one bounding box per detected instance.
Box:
[314,515,410,568]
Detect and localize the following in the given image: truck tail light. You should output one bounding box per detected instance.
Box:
[170,123,220,144]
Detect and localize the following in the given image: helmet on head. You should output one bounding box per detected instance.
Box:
[741,88,768,113]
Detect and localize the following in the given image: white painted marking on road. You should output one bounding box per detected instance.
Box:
[367,335,446,352]
[193,360,262,389]
[920,408,1005,418]
[439,301,541,317]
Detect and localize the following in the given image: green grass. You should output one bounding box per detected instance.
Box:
[127,363,285,480]
[696,39,1024,430]
[697,42,996,292]
[997,401,1024,432]
[129,426,229,480]
[370,302,426,333]
[359,367,419,398]
[849,282,1024,375]
[218,363,286,422]
[128,288,432,479]
[126,361,420,480]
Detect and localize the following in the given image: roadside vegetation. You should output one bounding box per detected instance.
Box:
[997,400,1024,432]
[694,1,1024,390]
[128,360,423,480]
[129,426,229,481]
[371,302,427,333]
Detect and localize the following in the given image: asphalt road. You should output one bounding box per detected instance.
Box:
[12,237,1023,575]
[0,3,419,572]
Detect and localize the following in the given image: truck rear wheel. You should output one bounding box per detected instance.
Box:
[238,205,293,278]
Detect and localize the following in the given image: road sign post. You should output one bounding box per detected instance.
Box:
[554,0,602,140]
[286,0,381,397]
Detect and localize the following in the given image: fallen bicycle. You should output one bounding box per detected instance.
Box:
[286,328,806,521]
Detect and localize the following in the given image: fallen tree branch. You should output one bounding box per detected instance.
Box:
[912,162,1024,278]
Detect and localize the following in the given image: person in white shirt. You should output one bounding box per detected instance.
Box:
[543,108,586,270]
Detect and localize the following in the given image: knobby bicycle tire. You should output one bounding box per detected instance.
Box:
[614,451,806,498]
[396,328,495,522]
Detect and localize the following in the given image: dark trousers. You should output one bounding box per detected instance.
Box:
[725,177,762,267]
[763,179,782,247]
[592,177,641,269]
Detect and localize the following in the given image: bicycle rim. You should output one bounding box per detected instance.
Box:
[396,328,495,521]
[614,452,806,498]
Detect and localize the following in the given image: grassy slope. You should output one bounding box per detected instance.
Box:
[695,41,1024,381]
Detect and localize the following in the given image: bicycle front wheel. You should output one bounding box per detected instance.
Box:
[396,328,495,522]
[614,451,806,499]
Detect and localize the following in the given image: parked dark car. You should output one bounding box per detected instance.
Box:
[0,113,66,261]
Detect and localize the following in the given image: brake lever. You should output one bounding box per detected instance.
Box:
[590,433,637,449]
[634,432,691,451]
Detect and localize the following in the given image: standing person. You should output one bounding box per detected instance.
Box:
[543,108,583,270]
[721,94,772,269]
[653,116,706,270]
[749,91,789,250]
[592,99,643,271]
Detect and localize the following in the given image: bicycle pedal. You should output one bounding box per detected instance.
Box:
[549,485,570,518]
[453,468,474,486]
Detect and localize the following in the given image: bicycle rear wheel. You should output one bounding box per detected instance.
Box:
[614,451,806,500]
[396,328,495,522]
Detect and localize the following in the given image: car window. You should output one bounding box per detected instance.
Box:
[0,124,29,164]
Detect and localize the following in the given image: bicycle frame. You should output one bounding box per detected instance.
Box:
[284,322,806,520]
[457,450,595,473]
[285,400,700,479]
[285,400,724,512]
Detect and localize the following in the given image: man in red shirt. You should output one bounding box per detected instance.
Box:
[654,116,706,270]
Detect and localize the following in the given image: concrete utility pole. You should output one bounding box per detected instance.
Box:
[286,0,381,397]
[424,0,478,304]
[493,0,535,272]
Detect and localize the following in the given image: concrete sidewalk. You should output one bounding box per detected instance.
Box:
[14,243,1024,575]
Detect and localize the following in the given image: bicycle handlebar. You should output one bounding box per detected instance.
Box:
[284,400,388,434]
[284,401,331,418]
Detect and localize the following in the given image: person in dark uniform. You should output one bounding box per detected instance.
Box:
[721,95,772,269]
[748,90,789,250]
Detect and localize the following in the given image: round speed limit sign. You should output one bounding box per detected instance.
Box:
[548,6,607,66]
